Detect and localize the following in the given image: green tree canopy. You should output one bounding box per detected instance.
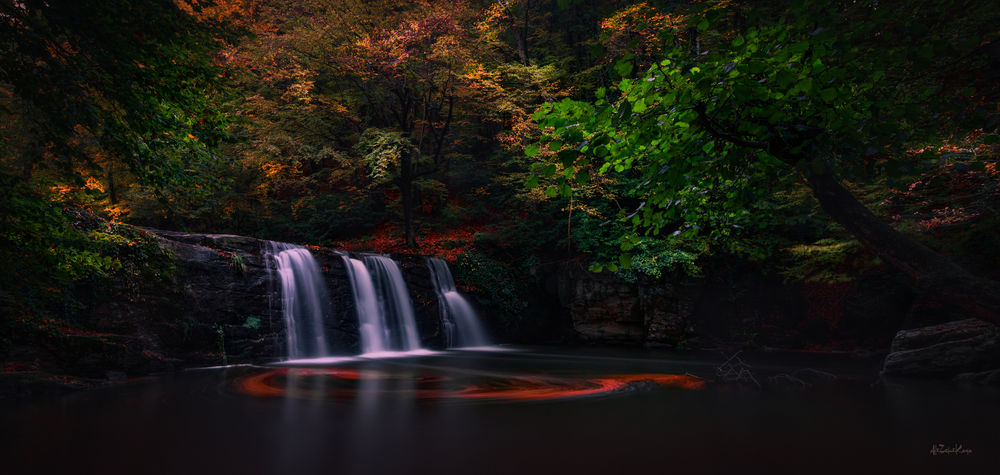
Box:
[532,0,1000,322]
[1,0,233,189]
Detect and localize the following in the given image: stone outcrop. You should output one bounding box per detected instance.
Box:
[554,264,695,347]
[955,369,1000,386]
[881,319,1000,377]
[395,255,446,348]
[77,229,448,376]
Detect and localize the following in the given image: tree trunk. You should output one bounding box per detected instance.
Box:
[106,167,118,204]
[805,167,1000,325]
[515,33,528,65]
[515,2,529,65]
[399,157,416,249]
[694,102,1000,325]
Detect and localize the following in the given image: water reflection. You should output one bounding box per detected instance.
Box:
[235,366,704,401]
[3,349,998,474]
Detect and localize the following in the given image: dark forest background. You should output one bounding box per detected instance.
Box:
[2,0,999,351]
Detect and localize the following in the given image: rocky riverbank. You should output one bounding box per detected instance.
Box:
[4,226,997,401]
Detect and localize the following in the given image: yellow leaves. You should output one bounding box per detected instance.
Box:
[475,0,522,43]
[260,161,284,178]
[103,204,131,222]
[600,2,686,66]
[50,184,75,197]
[326,99,357,122]
[286,79,316,104]
[84,176,105,192]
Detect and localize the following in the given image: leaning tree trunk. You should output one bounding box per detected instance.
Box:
[805,167,1000,325]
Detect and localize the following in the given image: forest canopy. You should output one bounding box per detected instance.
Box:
[2,0,999,329]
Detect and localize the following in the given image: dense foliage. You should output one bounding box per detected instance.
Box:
[531,0,1000,321]
[2,0,999,338]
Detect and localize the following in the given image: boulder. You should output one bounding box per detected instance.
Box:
[555,264,695,346]
[881,319,1000,377]
[954,369,1000,386]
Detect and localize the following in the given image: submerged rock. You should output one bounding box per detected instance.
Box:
[881,319,1000,377]
[954,369,1000,386]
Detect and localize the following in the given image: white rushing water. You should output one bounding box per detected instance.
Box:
[363,255,422,352]
[269,242,331,358]
[341,256,386,354]
[427,258,490,348]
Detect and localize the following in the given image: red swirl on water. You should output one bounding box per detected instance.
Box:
[454,374,705,401]
[237,369,704,401]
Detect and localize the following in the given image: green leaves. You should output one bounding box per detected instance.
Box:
[632,98,647,113]
[558,149,578,167]
[819,88,837,103]
[525,144,540,157]
[522,0,1000,277]
[614,59,634,78]
[355,128,419,183]
[527,2,921,256]
[0,0,233,192]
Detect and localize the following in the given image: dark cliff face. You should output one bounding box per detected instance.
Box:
[95,231,284,370]
[394,254,446,349]
[549,264,696,347]
[542,260,939,352]
[17,228,993,389]
[80,230,449,375]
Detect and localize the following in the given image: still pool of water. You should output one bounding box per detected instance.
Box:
[3,347,997,474]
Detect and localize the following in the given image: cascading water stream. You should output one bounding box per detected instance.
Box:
[340,256,386,354]
[268,242,331,359]
[363,255,422,352]
[427,258,490,348]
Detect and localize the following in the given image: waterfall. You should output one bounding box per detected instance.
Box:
[268,242,331,358]
[340,256,386,354]
[267,242,428,357]
[427,258,490,348]
[362,255,422,352]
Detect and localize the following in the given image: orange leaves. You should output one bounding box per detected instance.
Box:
[84,177,105,193]
[260,161,284,178]
[599,2,685,67]
[341,9,468,83]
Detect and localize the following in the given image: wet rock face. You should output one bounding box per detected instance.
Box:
[111,231,288,367]
[88,230,366,373]
[560,269,644,344]
[394,254,446,349]
[882,319,1000,377]
[82,230,454,378]
[555,266,695,347]
[640,282,695,346]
